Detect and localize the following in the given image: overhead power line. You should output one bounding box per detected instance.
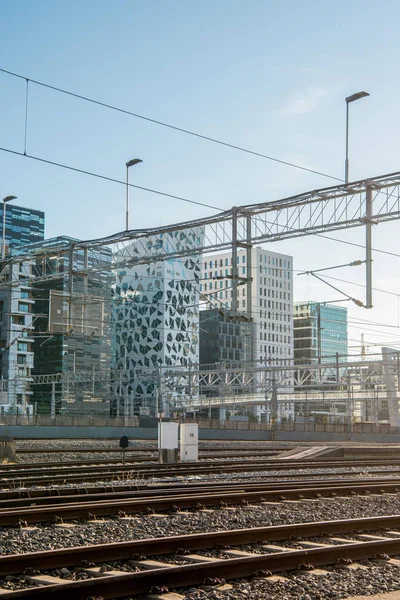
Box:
[0,67,343,183]
[0,147,223,212]
[1,147,399,265]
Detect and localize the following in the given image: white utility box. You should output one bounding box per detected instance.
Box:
[158,422,179,463]
[180,423,198,462]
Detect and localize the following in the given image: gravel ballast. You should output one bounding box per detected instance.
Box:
[1,493,400,555]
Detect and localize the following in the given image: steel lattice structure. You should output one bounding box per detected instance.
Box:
[4,169,400,311]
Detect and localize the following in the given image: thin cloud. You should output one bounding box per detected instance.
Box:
[281,86,330,116]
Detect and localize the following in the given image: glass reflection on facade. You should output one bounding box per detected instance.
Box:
[294,302,348,365]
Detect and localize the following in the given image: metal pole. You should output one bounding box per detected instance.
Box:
[345,101,349,184]
[117,373,121,417]
[365,184,373,308]
[51,381,55,418]
[126,165,129,231]
[2,201,5,260]
[231,208,238,315]
[271,378,278,441]
[246,214,253,322]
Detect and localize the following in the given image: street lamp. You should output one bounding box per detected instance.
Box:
[2,196,17,260]
[345,91,370,184]
[125,158,143,231]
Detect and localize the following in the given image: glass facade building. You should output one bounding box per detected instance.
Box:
[0,204,45,413]
[1,204,45,251]
[294,302,348,364]
[199,309,253,366]
[14,236,112,415]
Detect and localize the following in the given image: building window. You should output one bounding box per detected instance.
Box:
[12,315,24,326]
[242,255,246,263]
[17,354,27,365]
[18,303,29,313]
[17,342,28,352]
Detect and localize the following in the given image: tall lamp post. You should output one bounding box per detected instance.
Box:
[2,196,17,260]
[345,91,369,184]
[125,158,143,231]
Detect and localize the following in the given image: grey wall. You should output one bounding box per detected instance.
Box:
[3,424,400,443]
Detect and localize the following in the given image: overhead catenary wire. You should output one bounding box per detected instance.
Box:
[0,147,223,212]
[1,145,399,265]
[0,66,343,182]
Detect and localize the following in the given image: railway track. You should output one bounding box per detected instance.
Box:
[2,514,400,598]
[2,477,400,525]
[1,474,399,508]
[15,445,289,453]
[3,458,400,487]
[8,451,283,469]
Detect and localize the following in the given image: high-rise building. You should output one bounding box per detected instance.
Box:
[1,203,45,252]
[15,236,112,415]
[0,204,45,413]
[293,302,348,366]
[199,309,254,367]
[200,247,294,367]
[112,227,203,416]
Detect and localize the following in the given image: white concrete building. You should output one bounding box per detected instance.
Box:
[112,227,204,416]
[200,247,294,366]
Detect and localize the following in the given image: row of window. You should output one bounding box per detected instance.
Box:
[260,288,290,301]
[259,345,292,357]
[203,255,291,270]
[260,332,291,343]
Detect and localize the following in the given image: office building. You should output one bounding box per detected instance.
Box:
[199,308,254,367]
[0,203,45,413]
[15,236,112,415]
[293,302,348,365]
[200,247,294,366]
[199,308,254,399]
[293,302,348,411]
[112,227,204,416]
[1,203,44,253]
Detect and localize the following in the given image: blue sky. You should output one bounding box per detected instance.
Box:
[1,0,400,353]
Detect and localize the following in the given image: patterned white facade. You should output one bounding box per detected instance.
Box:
[200,247,294,366]
[112,228,203,415]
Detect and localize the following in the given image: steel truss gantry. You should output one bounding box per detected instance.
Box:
[5,170,400,312]
[4,353,393,394]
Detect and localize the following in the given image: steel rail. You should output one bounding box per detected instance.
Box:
[4,459,400,488]
[5,519,400,598]
[1,480,400,525]
[3,457,400,477]
[2,468,400,502]
[15,446,286,453]
[0,513,399,576]
[8,451,281,469]
[1,475,400,510]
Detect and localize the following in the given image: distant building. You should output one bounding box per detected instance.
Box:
[16,236,112,415]
[293,302,348,366]
[293,302,348,411]
[200,247,293,367]
[199,308,254,399]
[112,227,204,416]
[1,203,44,253]
[199,308,254,366]
[0,203,45,413]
